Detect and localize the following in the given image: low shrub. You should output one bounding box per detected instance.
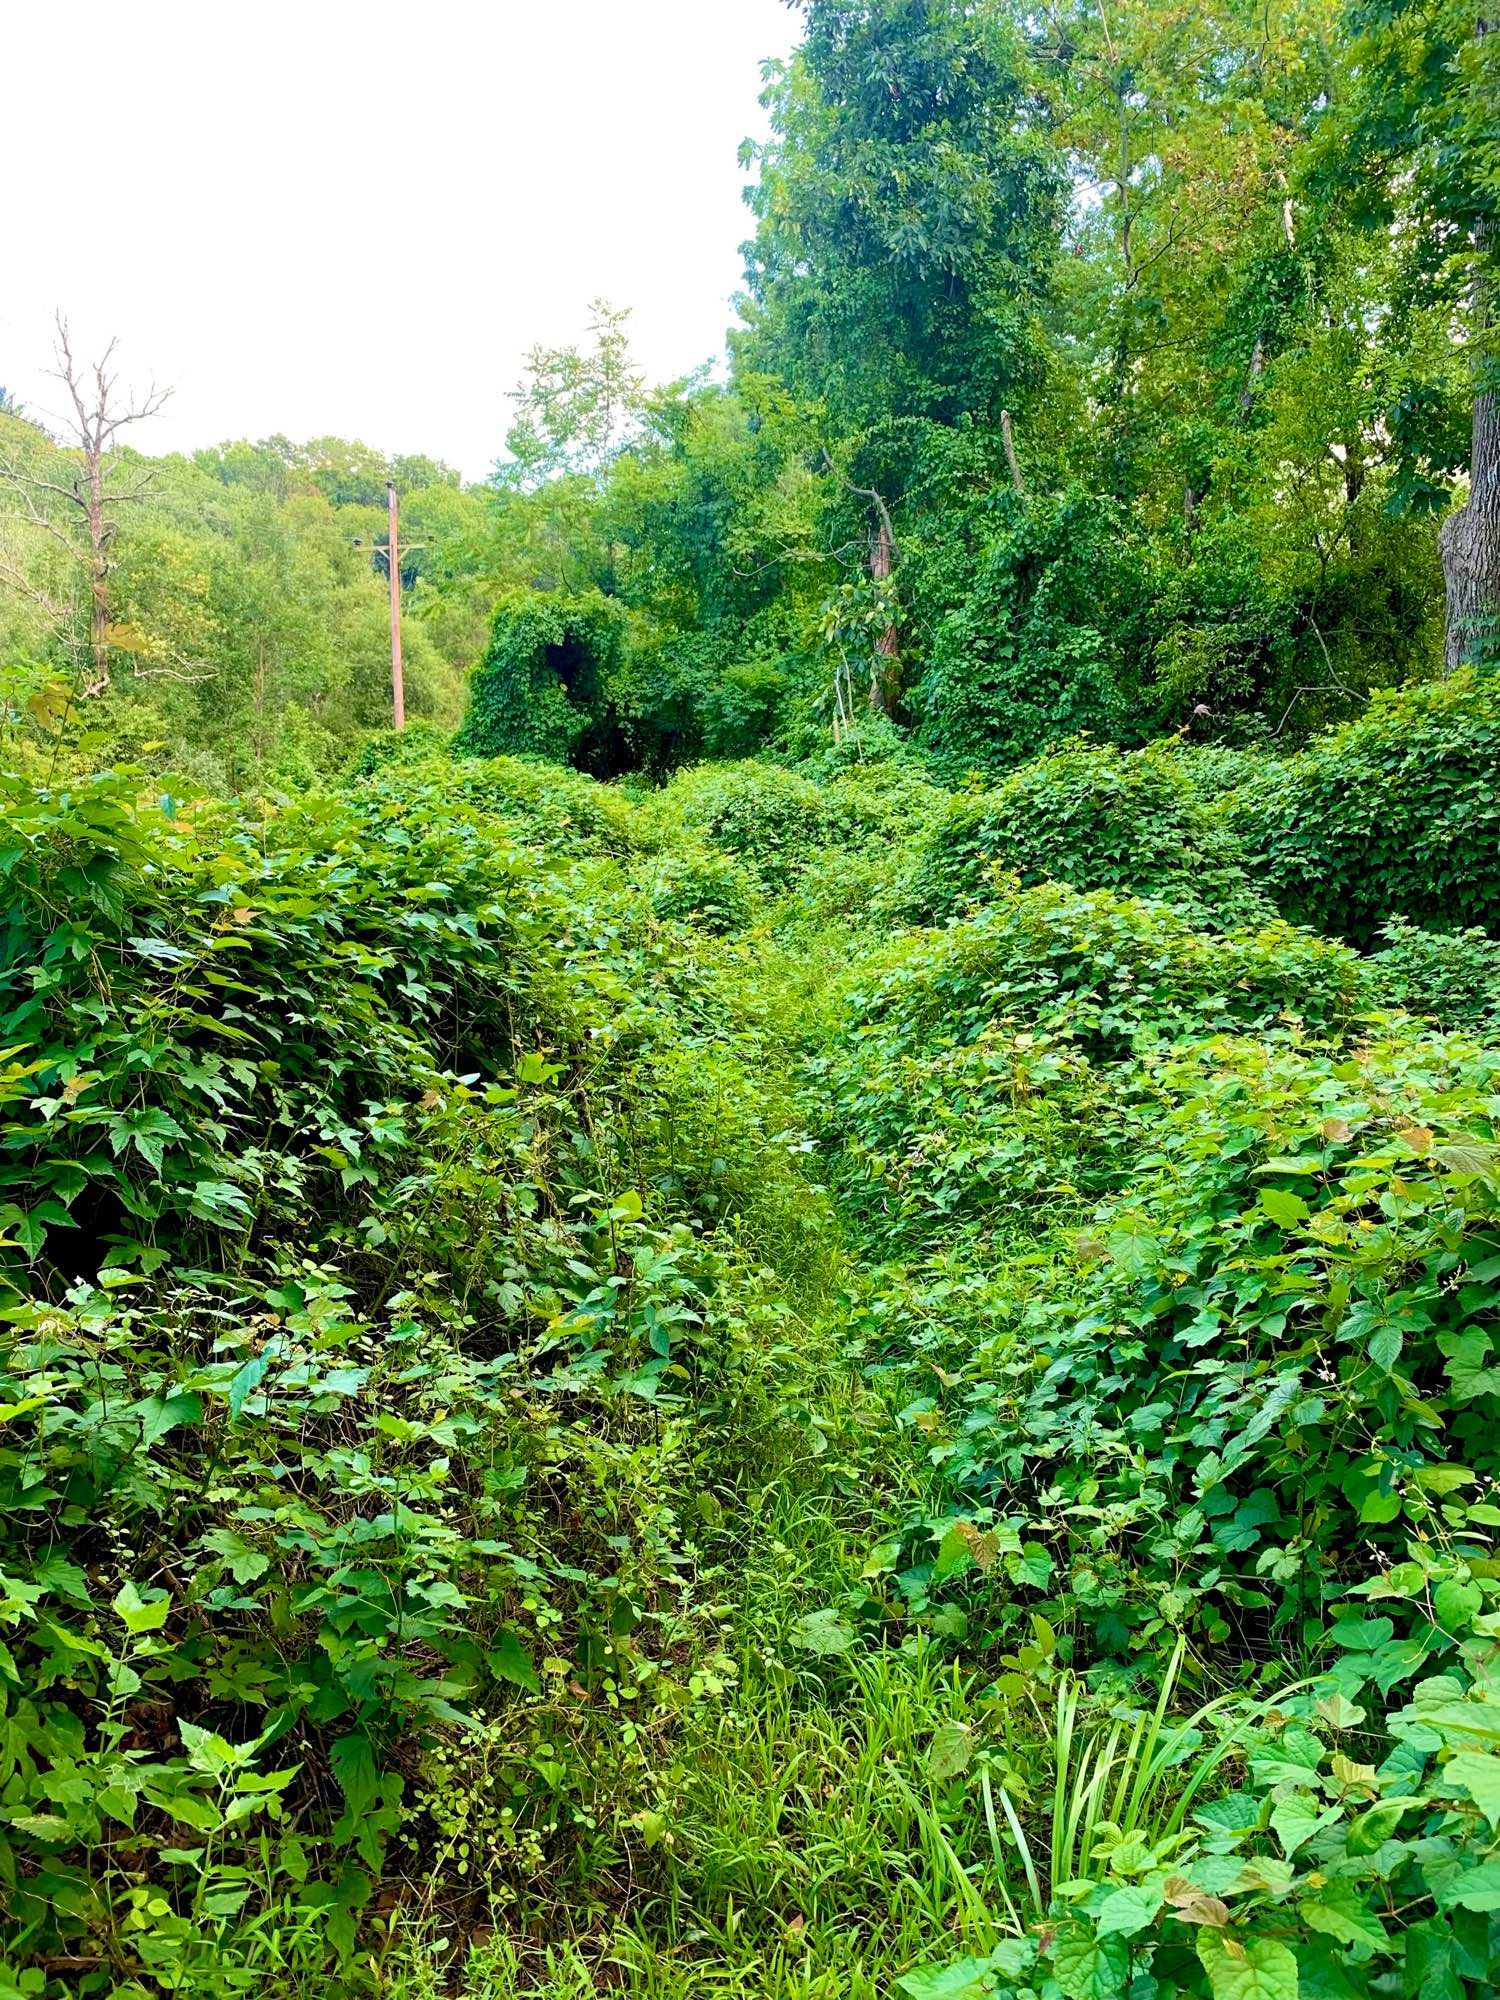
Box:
[0,762,809,1985]
[652,762,834,891]
[1228,668,1500,941]
[908,743,1272,927]
[429,751,643,858]
[1370,917,1500,1036]
[346,719,451,777]
[846,881,1365,1062]
[856,1022,1500,1655]
[643,844,758,934]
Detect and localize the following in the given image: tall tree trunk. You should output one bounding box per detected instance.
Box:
[1448,17,1500,672]
[1441,24,1498,673]
[1441,381,1500,672]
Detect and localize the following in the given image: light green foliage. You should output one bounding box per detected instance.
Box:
[5,2,1500,1993]
[641,844,758,936]
[0,424,481,789]
[501,300,646,488]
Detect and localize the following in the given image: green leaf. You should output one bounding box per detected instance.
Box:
[927,1721,972,1785]
[226,1352,270,1423]
[1095,1880,1165,1938]
[1445,1750,1500,1827]
[789,1607,855,1656]
[1442,1858,1500,1912]
[177,1718,239,1775]
[896,1959,1000,2000]
[329,1731,379,1821]
[135,1390,203,1448]
[1299,1880,1387,1949]
[1270,1791,1340,1856]
[1402,1922,1464,2000]
[1259,1188,1310,1229]
[113,1580,171,1635]
[200,1529,270,1585]
[1196,1928,1300,2000]
[488,1626,541,1694]
[1432,1578,1482,1633]
[1345,1799,1411,1854]
[1050,1928,1130,2000]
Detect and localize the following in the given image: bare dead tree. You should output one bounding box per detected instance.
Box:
[0,314,171,694]
[822,449,901,712]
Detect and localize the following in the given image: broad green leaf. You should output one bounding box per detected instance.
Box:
[488,1626,541,1694]
[896,1958,999,2000]
[789,1607,855,1656]
[1299,1881,1387,1949]
[1259,1188,1310,1229]
[113,1580,171,1635]
[927,1721,972,1785]
[1050,1927,1129,2000]
[1095,1880,1165,1937]
[1196,1928,1300,2000]
[1445,1750,1500,1827]
[329,1731,379,1820]
[226,1352,270,1423]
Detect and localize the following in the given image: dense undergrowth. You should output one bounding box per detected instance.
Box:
[3,671,1500,2000]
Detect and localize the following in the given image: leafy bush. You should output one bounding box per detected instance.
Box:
[844,881,1365,1063]
[643,845,758,934]
[454,589,629,768]
[1229,669,1500,941]
[909,1620,1500,2000]
[433,751,643,858]
[652,762,835,891]
[911,489,1143,777]
[1157,739,1282,803]
[0,763,807,1985]
[855,1023,1500,1656]
[346,719,451,777]
[1370,917,1500,1036]
[907,744,1272,927]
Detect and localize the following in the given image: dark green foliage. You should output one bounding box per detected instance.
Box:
[421,751,643,858]
[454,590,630,770]
[910,491,1144,775]
[346,719,451,777]
[1229,669,1500,941]
[655,763,836,892]
[737,0,1063,429]
[608,634,787,774]
[907,743,1273,927]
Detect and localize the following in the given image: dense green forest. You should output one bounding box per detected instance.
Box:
[3,2,1500,1998]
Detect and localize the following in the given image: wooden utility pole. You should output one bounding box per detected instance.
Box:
[386,478,405,728]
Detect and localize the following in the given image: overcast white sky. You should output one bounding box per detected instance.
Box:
[3,0,798,482]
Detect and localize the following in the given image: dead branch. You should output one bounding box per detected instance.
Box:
[1001,410,1028,497]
